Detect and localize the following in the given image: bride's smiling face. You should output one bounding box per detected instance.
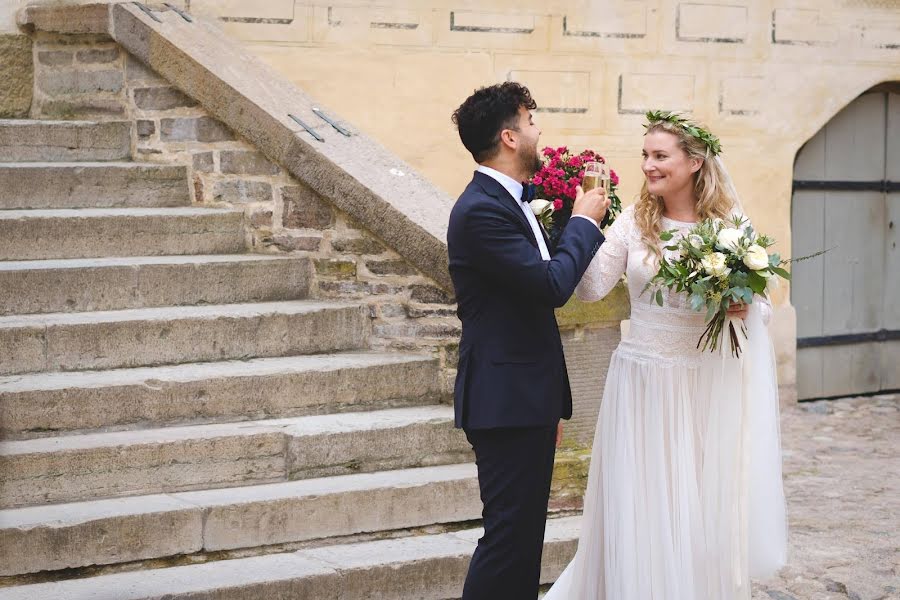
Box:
[641,130,701,198]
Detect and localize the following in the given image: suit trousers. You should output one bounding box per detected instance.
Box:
[461,424,558,600]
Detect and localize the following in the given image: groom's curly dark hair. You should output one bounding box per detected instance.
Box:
[452,82,537,163]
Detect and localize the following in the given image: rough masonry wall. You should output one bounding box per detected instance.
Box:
[0,33,32,117]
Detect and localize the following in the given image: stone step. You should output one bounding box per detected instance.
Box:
[0,162,191,209]
[0,120,131,162]
[0,352,441,439]
[0,463,480,576]
[0,207,245,260]
[0,516,579,599]
[0,405,469,508]
[0,300,369,376]
[0,254,311,315]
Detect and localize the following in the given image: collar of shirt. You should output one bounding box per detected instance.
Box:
[476,165,524,203]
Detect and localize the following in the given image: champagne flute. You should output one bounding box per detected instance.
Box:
[582,161,610,195]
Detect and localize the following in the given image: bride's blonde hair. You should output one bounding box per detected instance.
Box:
[635,117,737,255]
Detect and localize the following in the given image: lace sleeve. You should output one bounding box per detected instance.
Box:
[575,206,633,302]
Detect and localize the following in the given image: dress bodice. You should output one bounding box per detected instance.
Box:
[575,206,769,365]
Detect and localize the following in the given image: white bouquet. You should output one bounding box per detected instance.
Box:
[643,216,792,357]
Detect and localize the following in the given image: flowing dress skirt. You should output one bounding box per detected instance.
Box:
[545,304,787,600]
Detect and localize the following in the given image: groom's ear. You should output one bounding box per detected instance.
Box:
[499,128,518,151]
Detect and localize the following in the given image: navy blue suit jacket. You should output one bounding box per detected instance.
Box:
[447,171,605,430]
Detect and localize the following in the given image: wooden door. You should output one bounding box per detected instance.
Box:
[791,87,899,400]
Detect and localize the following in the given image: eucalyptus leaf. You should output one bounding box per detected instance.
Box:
[748,271,767,294]
[690,294,705,311]
[771,266,791,280]
[706,300,718,321]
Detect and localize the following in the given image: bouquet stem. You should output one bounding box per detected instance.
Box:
[697,313,747,358]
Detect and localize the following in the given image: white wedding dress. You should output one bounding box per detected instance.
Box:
[545,205,787,600]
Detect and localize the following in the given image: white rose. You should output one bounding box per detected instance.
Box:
[529,199,552,216]
[743,245,769,270]
[688,234,704,249]
[716,228,743,252]
[701,252,730,277]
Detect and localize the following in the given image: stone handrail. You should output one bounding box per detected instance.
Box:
[20,1,456,289]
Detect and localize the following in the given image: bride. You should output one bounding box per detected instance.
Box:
[546,112,788,599]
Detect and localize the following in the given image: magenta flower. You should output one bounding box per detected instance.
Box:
[530,145,620,235]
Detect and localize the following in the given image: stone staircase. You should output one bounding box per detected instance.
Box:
[0,117,587,599]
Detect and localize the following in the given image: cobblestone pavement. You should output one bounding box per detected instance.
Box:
[751,393,899,600]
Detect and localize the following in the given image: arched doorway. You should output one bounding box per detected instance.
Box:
[791,83,899,401]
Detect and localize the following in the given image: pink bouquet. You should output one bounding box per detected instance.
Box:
[530,147,622,247]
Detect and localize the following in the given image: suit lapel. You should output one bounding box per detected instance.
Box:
[472,171,537,247]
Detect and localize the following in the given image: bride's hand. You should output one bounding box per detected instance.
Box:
[726,302,749,320]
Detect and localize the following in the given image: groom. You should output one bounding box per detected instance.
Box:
[448,82,609,599]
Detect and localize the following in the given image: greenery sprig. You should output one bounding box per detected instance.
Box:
[644,110,722,157]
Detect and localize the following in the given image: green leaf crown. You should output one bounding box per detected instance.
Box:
[644,110,722,157]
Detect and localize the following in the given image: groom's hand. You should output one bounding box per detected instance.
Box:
[556,422,563,447]
[573,185,610,225]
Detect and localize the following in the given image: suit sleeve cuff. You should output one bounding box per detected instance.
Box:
[570,214,600,230]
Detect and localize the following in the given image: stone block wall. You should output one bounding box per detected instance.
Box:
[0,33,32,117]
[31,33,125,118]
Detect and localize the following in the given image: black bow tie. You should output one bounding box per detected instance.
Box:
[520,182,536,203]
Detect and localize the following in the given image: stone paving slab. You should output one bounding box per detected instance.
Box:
[0,162,191,209]
[0,552,338,600]
[0,516,581,599]
[0,405,467,508]
[0,351,439,438]
[0,207,244,260]
[0,120,131,162]
[0,300,369,376]
[0,463,480,576]
[749,395,899,600]
[0,254,312,316]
